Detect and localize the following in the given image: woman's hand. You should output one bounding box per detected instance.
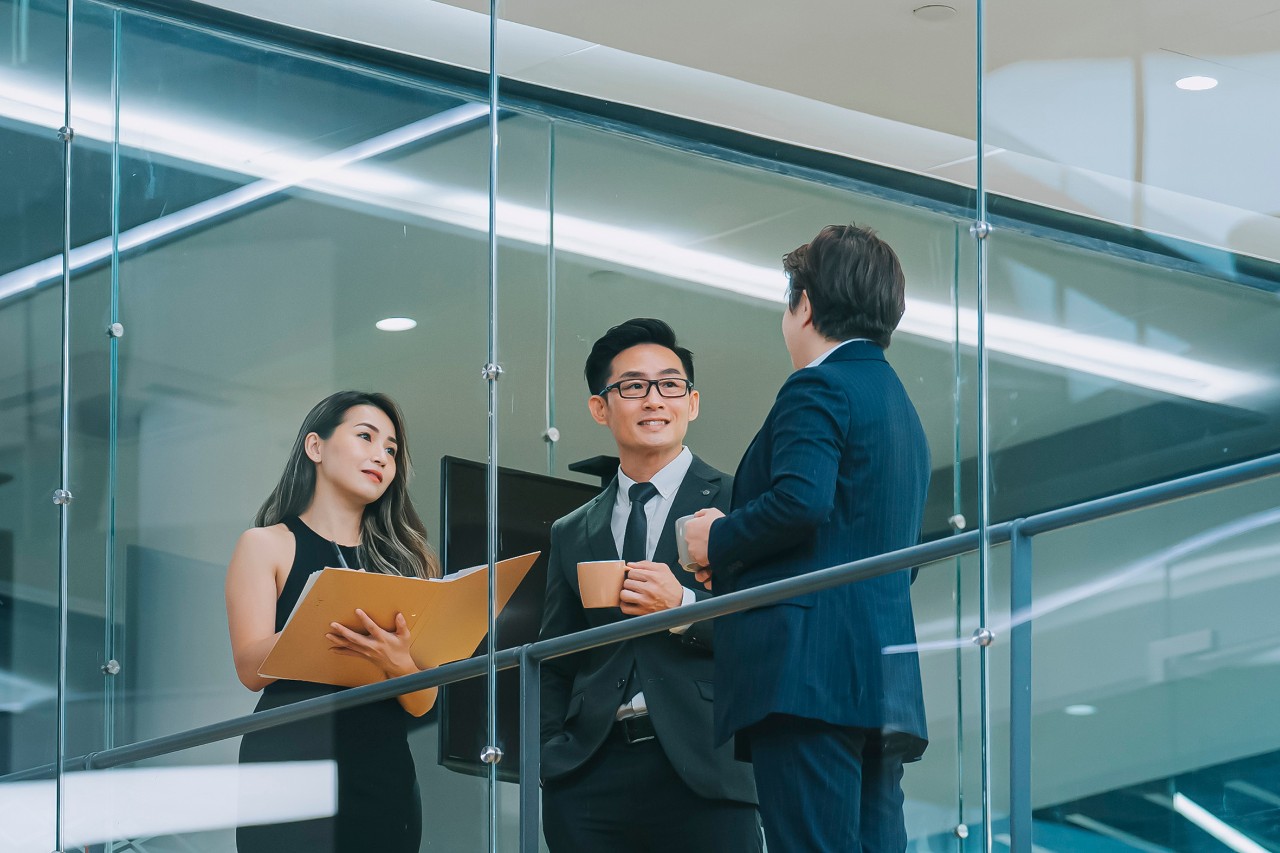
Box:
[326,609,418,679]
[326,609,438,717]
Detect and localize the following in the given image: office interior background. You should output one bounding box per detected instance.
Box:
[2,0,1279,849]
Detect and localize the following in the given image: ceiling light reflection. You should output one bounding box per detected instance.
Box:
[0,74,1265,404]
[397,190,1267,403]
[0,101,488,301]
[376,317,417,331]
[1163,792,1267,853]
[1176,76,1218,91]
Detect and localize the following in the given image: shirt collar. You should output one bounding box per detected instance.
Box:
[806,338,871,368]
[616,446,693,502]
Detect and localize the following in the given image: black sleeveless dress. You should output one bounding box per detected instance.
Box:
[237,516,421,853]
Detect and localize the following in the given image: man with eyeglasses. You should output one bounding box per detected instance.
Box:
[685,225,931,852]
[539,318,761,853]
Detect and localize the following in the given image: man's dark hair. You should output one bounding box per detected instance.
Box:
[584,318,695,395]
[783,224,906,348]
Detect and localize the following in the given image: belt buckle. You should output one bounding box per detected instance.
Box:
[620,715,656,744]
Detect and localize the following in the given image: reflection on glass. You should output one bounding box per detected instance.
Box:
[981,229,1280,521]
[526,120,971,849]
[983,1,1279,261]
[0,12,69,853]
[1025,477,1280,851]
[0,1,498,848]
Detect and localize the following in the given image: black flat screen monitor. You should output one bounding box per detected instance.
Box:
[437,456,601,781]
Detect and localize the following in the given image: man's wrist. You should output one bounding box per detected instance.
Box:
[668,586,697,635]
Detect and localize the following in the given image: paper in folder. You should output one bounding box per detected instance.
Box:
[258,551,539,688]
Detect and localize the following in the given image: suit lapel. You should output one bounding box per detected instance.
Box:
[584,478,620,561]
[653,457,722,566]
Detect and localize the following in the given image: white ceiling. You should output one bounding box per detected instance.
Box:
[193,0,1280,262]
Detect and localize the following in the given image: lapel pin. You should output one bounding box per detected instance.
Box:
[702,489,711,495]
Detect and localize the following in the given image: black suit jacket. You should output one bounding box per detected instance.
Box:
[709,342,931,758]
[539,455,757,804]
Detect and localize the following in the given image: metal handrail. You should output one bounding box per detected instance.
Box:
[4,449,1279,783]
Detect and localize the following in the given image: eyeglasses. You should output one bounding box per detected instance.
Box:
[598,377,694,399]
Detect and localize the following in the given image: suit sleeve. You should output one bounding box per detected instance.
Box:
[708,370,848,575]
[673,586,714,651]
[538,518,585,746]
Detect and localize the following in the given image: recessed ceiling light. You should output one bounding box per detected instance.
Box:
[375,317,417,332]
[1176,75,1218,91]
[1064,704,1098,716]
[912,4,957,21]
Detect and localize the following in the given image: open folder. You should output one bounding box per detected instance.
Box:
[258,551,540,688]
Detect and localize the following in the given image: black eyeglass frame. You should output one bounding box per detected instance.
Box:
[597,378,695,399]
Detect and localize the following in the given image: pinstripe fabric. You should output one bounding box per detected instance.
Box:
[749,716,906,853]
[708,340,931,754]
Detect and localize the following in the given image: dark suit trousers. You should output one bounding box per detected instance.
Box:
[747,714,907,853]
[542,728,761,853]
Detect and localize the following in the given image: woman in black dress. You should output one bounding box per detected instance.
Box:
[225,391,440,852]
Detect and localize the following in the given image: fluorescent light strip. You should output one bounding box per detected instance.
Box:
[375,186,1267,404]
[993,832,1058,853]
[0,74,1266,403]
[0,100,487,300]
[1064,814,1173,853]
[903,300,1268,402]
[1145,792,1269,853]
[1225,781,1280,809]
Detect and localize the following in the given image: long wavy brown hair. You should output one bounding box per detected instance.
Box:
[255,391,441,579]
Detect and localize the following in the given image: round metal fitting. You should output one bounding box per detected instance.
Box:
[542,427,561,443]
[479,745,504,765]
[102,659,121,676]
[970,221,992,239]
[58,125,75,142]
[972,627,996,647]
[948,513,967,531]
[107,322,125,338]
[481,363,504,381]
[53,489,74,506]
[953,823,970,839]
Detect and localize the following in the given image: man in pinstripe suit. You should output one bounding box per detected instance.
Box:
[685,224,931,852]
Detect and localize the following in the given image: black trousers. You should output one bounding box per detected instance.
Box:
[747,714,908,853]
[542,727,762,853]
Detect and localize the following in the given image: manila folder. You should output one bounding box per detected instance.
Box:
[258,551,539,688]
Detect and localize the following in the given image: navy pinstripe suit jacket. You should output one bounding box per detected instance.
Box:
[708,340,930,758]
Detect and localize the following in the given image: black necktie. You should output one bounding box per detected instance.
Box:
[622,481,660,563]
[620,481,660,704]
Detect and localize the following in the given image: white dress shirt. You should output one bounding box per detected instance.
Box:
[806,337,871,368]
[612,446,697,718]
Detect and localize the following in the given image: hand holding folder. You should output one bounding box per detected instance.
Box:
[259,551,539,688]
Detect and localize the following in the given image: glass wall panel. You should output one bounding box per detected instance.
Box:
[982,0,1280,265]
[910,550,990,850]
[0,0,68,849]
[62,0,121,775]
[984,3,1280,847]
[522,113,977,849]
[7,2,503,848]
[981,228,1280,518]
[1024,475,1280,851]
[488,109,556,851]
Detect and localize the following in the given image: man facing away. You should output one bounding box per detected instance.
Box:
[685,225,931,853]
[538,318,760,853]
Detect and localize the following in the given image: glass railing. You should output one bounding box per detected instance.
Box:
[5,450,1278,851]
[4,1,1278,850]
